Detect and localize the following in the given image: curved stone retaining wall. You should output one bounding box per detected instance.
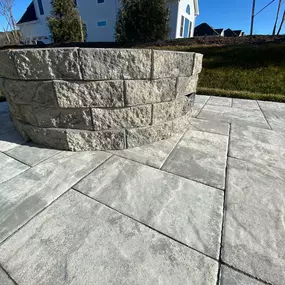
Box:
[0,48,202,151]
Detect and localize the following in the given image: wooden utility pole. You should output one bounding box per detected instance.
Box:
[273,0,282,35]
[277,9,285,34]
[250,0,256,36]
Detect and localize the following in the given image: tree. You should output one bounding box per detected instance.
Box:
[0,0,21,43]
[47,0,85,43]
[115,0,170,43]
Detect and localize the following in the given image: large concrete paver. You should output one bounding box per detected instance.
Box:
[0,267,15,285]
[162,128,228,190]
[0,113,14,135]
[188,118,230,136]
[0,151,111,243]
[219,266,264,285]
[6,143,61,166]
[232,98,259,110]
[0,152,29,184]
[230,124,285,169]
[0,102,9,114]
[223,158,285,285]
[74,156,224,259]
[0,190,219,285]
[258,100,285,132]
[198,104,270,129]
[207,96,232,107]
[111,134,182,169]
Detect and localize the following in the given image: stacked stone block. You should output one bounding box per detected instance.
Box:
[0,48,203,151]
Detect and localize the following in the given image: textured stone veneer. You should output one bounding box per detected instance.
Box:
[0,48,203,151]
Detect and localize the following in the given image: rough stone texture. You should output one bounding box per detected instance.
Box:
[152,101,174,124]
[4,48,202,151]
[162,129,228,190]
[111,134,183,169]
[193,53,203,75]
[13,48,82,80]
[198,104,270,129]
[92,105,152,130]
[74,156,224,259]
[153,50,195,79]
[0,151,111,243]
[223,158,285,285]
[67,129,126,151]
[0,267,15,285]
[176,75,198,97]
[0,152,29,184]
[6,143,60,166]
[3,79,57,106]
[172,112,193,134]
[54,80,124,108]
[0,50,18,79]
[230,125,285,169]
[219,266,264,285]
[0,190,219,285]
[80,48,152,80]
[125,78,176,105]
[23,125,69,150]
[127,121,173,148]
[32,106,93,130]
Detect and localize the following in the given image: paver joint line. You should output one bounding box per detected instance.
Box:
[71,187,218,263]
[159,128,188,170]
[257,100,272,130]
[220,262,274,285]
[195,95,211,118]
[0,263,18,285]
[0,154,113,246]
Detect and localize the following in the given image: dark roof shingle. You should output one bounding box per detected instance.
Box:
[17,2,37,25]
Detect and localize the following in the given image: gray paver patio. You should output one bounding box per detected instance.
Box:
[0,190,219,285]
[162,128,228,189]
[0,152,29,184]
[0,95,284,285]
[74,156,224,259]
[219,266,264,285]
[6,143,61,166]
[0,267,15,285]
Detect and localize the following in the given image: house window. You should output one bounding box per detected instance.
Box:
[188,21,192,37]
[97,21,107,27]
[186,5,191,15]
[180,16,184,37]
[97,0,105,3]
[74,0,77,6]
[37,0,44,15]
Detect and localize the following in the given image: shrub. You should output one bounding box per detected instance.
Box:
[115,0,170,43]
[47,0,85,43]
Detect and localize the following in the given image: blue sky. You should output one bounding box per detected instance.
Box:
[0,0,284,35]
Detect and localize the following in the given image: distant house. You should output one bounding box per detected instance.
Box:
[17,0,200,44]
[194,22,219,36]
[215,28,224,37]
[233,30,243,37]
[224,29,237,37]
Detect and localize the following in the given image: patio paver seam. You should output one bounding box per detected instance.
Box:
[195,95,211,118]
[188,121,230,137]
[159,129,188,170]
[0,263,18,285]
[111,153,225,192]
[220,262,274,285]
[257,100,272,130]
[71,187,219,263]
[0,154,113,247]
[215,123,231,285]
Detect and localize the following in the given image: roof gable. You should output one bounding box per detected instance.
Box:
[194,23,219,36]
[17,1,37,25]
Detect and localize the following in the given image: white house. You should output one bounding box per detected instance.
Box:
[17,0,199,44]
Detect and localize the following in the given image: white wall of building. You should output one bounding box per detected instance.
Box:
[19,0,198,43]
[176,0,196,38]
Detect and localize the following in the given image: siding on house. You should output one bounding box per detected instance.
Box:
[18,0,198,43]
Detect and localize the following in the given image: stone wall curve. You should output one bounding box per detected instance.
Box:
[0,48,203,151]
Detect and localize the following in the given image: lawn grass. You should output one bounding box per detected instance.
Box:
[154,43,285,102]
